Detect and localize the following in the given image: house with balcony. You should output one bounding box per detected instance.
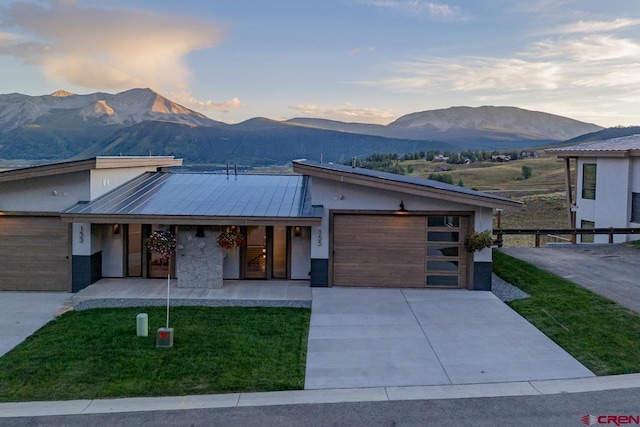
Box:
[547,134,640,243]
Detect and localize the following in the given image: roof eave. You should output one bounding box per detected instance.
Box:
[293,161,521,209]
[0,156,183,183]
[59,213,322,226]
[548,150,630,158]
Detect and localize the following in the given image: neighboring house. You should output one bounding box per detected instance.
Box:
[0,157,519,292]
[547,134,640,243]
[432,155,449,162]
[491,155,511,162]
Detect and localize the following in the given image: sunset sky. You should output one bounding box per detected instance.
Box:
[0,0,638,127]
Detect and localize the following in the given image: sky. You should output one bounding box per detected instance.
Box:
[0,0,639,127]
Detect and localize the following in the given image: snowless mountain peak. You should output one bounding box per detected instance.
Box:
[50,90,75,97]
[0,88,224,132]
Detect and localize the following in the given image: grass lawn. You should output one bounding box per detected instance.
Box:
[493,251,640,376]
[0,306,310,402]
[629,240,640,249]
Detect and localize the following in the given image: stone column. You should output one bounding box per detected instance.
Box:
[176,226,224,288]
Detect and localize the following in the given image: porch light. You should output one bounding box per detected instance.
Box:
[294,226,302,236]
[397,200,408,213]
[113,224,120,234]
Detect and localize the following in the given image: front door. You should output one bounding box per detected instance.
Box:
[243,225,289,279]
[245,226,267,279]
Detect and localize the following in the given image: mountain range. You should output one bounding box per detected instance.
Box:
[0,88,608,165]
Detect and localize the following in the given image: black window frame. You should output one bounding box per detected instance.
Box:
[632,193,640,224]
[582,164,597,200]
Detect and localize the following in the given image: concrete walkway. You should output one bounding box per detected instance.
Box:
[305,288,593,389]
[500,244,640,313]
[72,278,312,309]
[0,292,72,357]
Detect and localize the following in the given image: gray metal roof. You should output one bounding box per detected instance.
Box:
[292,159,520,207]
[63,172,315,219]
[546,134,640,154]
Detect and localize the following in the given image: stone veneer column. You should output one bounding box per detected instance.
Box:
[176,226,224,288]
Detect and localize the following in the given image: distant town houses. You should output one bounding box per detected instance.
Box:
[432,154,449,162]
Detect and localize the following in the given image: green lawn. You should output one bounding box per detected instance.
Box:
[0,306,310,402]
[493,251,640,376]
[629,240,640,249]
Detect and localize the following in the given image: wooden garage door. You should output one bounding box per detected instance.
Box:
[0,216,71,291]
[332,213,469,288]
[332,214,427,287]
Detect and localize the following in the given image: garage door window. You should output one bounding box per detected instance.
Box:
[426,215,465,288]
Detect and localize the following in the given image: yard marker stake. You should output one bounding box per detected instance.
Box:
[166,273,170,329]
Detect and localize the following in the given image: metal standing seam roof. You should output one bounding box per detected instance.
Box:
[546,134,640,154]
[62,172,315,218]
[292,159,520,207]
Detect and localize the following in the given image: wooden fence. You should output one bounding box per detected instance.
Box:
[493,228,640,247]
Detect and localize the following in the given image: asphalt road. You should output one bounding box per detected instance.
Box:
[3,388,640,427]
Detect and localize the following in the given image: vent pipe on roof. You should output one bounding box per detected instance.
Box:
[234,163,237,175]
[352,157,357,168]
[226,162,229,176]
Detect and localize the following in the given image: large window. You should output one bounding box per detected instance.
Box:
[632,193,640,224]
[582,164,597,200]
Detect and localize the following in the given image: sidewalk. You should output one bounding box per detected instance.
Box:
[2,374,640,417]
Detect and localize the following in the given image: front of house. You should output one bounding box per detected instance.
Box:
[0,156,519,292]
[547,134,640,243]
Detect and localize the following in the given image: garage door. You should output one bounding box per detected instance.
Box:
[0,216,71,291]
[332,213,468,288]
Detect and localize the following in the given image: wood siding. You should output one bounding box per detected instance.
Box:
[0,216,71,291]
[332,213,469,288]
[332,214,426,287]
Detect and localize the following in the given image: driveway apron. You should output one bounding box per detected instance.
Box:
[0,292,71,357]
[305,288,593,389]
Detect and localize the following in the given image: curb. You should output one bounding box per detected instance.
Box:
[2,374,640,418]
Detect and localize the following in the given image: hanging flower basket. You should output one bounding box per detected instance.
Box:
[146,230,177,260]
[463,230,493,253]
[216,227,246,249]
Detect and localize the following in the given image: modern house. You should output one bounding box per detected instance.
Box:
[547,134,640,243]
[0,156,519,292]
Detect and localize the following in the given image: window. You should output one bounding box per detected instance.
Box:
[582,164,597,200]
[581,220,595,243]
[632,193,640,224]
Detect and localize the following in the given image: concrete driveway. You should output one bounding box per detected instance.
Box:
[500,244,640,314]
[305,288,593,389]
[0,292,72,357]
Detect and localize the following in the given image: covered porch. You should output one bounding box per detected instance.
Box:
[71,278,312,310]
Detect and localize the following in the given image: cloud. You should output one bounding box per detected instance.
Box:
[349,46,376,55]
[0,1,223,93]
[173,92,247,113]
[289,103,397,124]
[357,0,465,21]
[528,35,640,62]
[549,18,640,35]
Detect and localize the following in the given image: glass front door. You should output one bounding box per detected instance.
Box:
[245,226,267,279]
[243,225,289,279]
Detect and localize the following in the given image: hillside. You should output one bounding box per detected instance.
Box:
[289,106,603,144]
[562,126,640,144]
